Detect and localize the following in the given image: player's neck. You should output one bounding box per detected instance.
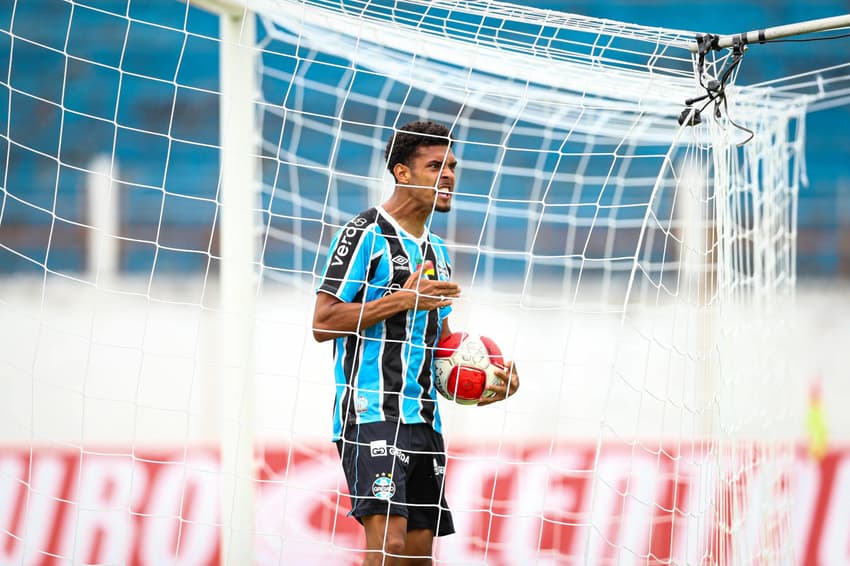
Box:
[381,193,429,238]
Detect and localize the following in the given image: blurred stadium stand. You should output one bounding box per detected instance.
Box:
[1,0,847,276]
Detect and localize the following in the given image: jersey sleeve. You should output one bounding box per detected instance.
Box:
[316,216,377,303]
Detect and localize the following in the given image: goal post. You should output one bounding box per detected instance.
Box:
[3,0,844,563]
[185,1,260,564]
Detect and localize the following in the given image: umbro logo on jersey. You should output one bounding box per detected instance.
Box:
[391,256,409,267]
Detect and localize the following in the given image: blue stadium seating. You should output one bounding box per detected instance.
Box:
[1,0,847,276]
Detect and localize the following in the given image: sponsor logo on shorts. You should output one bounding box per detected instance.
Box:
[433,457,445,476]
[370,440,387,457]
[390,446,409,465]
[372,473,395,500]
[369,440,409,465]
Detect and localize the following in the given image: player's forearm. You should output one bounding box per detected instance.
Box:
[312,292,413,342]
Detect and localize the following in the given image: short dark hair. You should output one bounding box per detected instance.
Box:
[384,120,453,179]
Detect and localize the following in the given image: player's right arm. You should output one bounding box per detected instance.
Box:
[313,260,460,343]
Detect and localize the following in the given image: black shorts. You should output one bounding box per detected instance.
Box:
[335,421,455,537]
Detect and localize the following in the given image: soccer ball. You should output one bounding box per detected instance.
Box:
[433,332,505,405]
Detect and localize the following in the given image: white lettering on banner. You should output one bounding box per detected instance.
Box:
[820,455,850,566]
[740,464,792,560]
[254,456,361,564]
[0,454,66,566]
[0,456,24,562]
[436,449,514,564]
[139,456,219,566]
[670,457,715,565]
[573,454,661,566]
[502,448,587,566]
[58,455,147,565]
[792,459,820,566]
[4,445,850,565]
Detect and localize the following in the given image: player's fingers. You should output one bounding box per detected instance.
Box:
[478,380,509,406]
[419,282,460,302]
[492,363,510,381]
[477,396,498,406]
[480,373,506,397]
[411,294,454,312]
[504,361,519,395]
[403,260,431,290]
[488,362,518,399]
[433,282,461,297]
[418,280,461,302]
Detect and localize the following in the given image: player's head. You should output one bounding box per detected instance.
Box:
[385,121,453,176]
[385,121,457,213]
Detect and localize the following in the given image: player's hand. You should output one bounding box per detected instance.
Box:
[402,261,460,311]
[478,361,519,406]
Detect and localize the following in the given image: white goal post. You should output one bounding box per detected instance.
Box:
[196,3,259,565]
[4,0,847,564]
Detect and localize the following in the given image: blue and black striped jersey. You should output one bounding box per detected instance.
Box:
[317,206,453,440]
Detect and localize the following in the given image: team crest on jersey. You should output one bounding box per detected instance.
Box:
[372,473,396,500]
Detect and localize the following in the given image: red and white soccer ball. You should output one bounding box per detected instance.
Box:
[433,332,505,405]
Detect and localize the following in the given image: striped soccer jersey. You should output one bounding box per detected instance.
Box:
[317,206,453,441]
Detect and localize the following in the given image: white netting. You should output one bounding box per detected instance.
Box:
[251,1,803,563]
[0,0,812,563]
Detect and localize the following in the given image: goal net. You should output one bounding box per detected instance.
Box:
[0,0,810,564]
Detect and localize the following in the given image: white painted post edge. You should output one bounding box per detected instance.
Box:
[86,155,120,284]
[191,2,260,564]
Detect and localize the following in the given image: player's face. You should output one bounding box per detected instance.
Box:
[405,144,457,213]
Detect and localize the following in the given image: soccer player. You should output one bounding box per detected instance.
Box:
[312,120,520,565]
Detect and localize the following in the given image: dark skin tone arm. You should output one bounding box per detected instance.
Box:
[313,261,460,343]
[314,260,520,404]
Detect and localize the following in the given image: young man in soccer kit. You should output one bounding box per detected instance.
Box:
[313,120,520,565]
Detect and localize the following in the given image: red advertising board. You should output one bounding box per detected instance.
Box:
[1,444,848,565]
